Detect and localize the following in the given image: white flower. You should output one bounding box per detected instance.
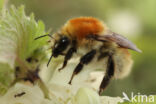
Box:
[0,57,123,104]
[0,83,123,104]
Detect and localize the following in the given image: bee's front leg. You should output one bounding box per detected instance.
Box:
[59,40,77,71]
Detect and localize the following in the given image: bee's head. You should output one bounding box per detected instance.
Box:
[52,35,70,57]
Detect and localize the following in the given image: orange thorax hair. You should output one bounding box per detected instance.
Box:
[61,17,105,40]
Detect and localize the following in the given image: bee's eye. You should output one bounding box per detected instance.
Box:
[61,36,69,43]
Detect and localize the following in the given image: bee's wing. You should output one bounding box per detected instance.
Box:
[94,32,142,52]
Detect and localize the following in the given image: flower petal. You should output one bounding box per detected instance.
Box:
[0,83,46,104]
[72,87,100,104]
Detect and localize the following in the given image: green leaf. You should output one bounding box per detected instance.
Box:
[0,5,48,67]
[0,5,48,94]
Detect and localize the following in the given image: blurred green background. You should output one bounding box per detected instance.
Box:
[9,0,156,97]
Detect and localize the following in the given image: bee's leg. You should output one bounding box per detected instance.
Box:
[68,49,96,84]
[58,47,76,71]
[99,55,115,95]
[58,40,77,71]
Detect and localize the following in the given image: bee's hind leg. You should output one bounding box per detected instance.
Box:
[68,49,96,84]
[99,55,115,95]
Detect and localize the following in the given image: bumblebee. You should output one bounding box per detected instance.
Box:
[35,17,141,94]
